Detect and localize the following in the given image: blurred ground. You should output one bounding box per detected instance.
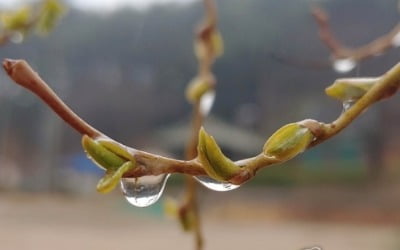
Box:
[1,185,400,250]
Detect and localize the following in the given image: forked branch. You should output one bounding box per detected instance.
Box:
[311,6,400,61]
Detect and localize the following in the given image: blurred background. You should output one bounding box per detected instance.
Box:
[1,0,400,249]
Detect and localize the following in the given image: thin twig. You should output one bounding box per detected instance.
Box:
[311,6,400,61]
[181,102,205,250]
[178,0,221,248]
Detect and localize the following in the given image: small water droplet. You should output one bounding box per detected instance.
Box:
[10,32,24,44]
[391,32,400,47]
[332,58,357,74]
[195,176,240,192]
[342,99,356,112]
[120,174,170,207]
[199,91,215,116]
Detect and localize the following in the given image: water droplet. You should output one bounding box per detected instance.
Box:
[342,99,356,112]
[199,91,215,116]
[10,32,24,44]
[120,174,170,207]
[195,176,240,192]
[332,58,357,74]
[391,32,400,47]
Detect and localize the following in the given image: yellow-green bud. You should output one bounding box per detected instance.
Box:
[263,123,314,161]
[325,77,378,101]
[82,135,127,170]
[82,135,136,194]
[185,76,213,103]
[194,29,224,61]
[163,197,179,218]
[1,7,31,31]
[36,0,66,34]
[179,207,195,232]
[96,161,134,194]
[97,139,135,163]
[197,127,240,181]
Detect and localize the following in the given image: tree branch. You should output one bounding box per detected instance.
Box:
[3,57,399,182]
[311,6,400,61]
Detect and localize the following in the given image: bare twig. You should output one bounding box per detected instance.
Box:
[311,6,400,61]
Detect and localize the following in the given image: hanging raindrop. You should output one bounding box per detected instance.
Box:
[199,91,216,116]
[391,32,400,47]
[195,176,240,192]
[342,99,357,112]
[332,58,357,74]
[10,32,24,44]
[120,174,170,207]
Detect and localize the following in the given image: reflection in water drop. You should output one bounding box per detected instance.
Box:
[391,32,400,47]
[342,99,356,112]
[195,176,240,192]
[120,174,170,207]
[10,32,24,44]
[199,91,216,116]
[332,58,357,74]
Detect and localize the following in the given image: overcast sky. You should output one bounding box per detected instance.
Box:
[0,0,198,12]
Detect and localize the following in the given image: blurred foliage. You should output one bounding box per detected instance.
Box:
[0,0,65,37]
[36,0,66,34]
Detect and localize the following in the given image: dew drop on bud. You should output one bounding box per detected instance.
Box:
[342,99,356,112]
[199,91,215,116]
[120,174,170,207]
[10,32,24,44]
[195,176,240,192]
[332,58,357,74]
[391,32,400,47]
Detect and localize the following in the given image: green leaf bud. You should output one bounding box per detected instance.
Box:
[97,139,135,163]
[178,207,196,232]
[1,7,31,31]
[185,76,213,103]
[194,29,224,60]
[197,127,240,181]
[325,77,378,101]
[96,161,134,194]
[81,135,127,171]
[163,197,179,218]
[263,123,314,161]
[36,0,65,34]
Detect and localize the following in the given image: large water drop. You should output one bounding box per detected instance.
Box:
[195,176,240,192]
[332,58,357,74]
[120,174,170,207]
[199,91,216,116]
